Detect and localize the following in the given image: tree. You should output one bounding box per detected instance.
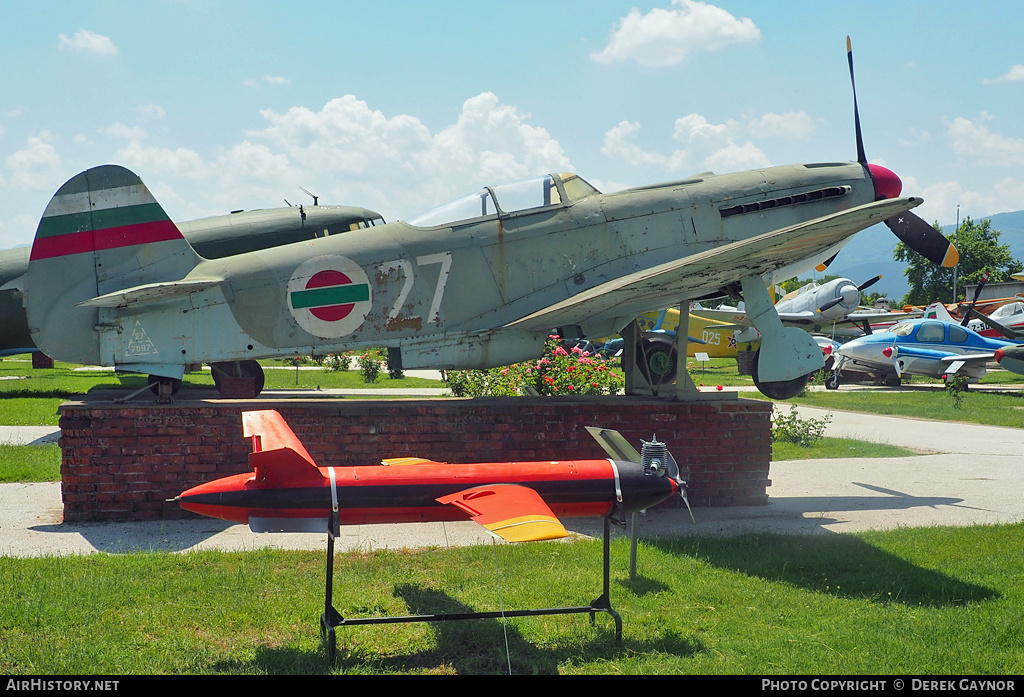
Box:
[895,217,1023,307]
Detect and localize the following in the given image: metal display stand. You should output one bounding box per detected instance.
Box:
[319,513,623,662]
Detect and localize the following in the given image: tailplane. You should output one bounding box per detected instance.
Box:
[24,165,202,367]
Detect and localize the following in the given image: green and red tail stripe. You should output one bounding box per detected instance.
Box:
[29,170,184,262]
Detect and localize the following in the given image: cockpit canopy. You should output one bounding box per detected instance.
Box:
[405,173,600,228]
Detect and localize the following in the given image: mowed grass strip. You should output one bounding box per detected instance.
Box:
[1,524,1022,675]
[0,444,60,483]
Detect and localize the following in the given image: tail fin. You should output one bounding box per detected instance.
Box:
[242,410,324,487]
[923,301,956,322]
[24,165,202,367]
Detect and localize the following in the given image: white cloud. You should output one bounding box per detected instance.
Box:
[57,30,117,56]
[673,113,740,143]
[246,92,572,215]
[948,115,1024,167]
[137,104,166,120]
[4,134,64,190]
[591,0,760,67]
[244,76,292,88]
[906,174,1024,224]
[103,123,148,140]
[746,111,817,140]
[601,112,771,174]
[702,141,770,172]
[114,141,207,180]
[982,65,1024,84]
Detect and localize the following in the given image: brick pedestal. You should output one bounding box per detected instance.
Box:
[57,396,773,522]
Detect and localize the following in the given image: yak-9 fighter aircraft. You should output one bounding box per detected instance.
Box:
[23,164,921,400]
[22,40,955,400]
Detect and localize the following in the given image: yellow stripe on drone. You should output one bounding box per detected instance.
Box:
[484,515,568,543]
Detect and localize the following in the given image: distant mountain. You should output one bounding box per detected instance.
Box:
[801,209,1024,304]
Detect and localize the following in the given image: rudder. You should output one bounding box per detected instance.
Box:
[25,165,202,367]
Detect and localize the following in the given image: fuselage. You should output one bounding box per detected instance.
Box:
[179,457,678,528]
[835,318,1013,380]
[81,163,880,374]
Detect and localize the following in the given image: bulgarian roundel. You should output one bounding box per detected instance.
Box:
[287,255,372,338]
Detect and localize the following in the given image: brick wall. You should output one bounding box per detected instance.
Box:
[57,396,772,522]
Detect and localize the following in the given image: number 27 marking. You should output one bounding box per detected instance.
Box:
[378,251,452,325]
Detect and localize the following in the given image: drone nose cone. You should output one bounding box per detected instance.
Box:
[868,164,902,200]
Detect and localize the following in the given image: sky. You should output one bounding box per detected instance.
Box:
[2,0,1024,252]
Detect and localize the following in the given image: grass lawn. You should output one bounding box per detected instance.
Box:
[772,437,917,461]
[778,390,1024,430]
[1,524,1022,674]
[0,355,447,426]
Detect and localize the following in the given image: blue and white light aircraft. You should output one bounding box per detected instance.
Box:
[826,305,1024,389]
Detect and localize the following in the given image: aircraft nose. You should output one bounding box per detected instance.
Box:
[840,284,860,308]
[868,164,902,200]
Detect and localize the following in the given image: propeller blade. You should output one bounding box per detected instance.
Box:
[815,252,839,273]
[818,297,844,314]
[857,275,882,292]
[885,211,959,267]
[847,36,868,165]
[967,306,1021,340]
[960,270,989,326]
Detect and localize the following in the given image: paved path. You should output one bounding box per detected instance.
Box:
[2,401,1022,557]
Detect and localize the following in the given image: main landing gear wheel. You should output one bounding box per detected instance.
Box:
[751,348,813,400]
[640,336,677,384]
[211,360,266,396]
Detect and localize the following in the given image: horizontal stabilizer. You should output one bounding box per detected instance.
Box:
[437,484,568,543]
[76,277,222,309]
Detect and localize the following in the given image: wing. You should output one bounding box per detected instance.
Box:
[691,308,752,326]
[437,484,568,542]
[508,197,921,332]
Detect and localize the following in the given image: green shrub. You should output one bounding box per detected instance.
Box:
[771,404,832,446]
[443,335,623,397]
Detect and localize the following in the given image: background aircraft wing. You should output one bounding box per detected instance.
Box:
[508,197,921,332]
[437,484,568,542]
[690,308,752,325]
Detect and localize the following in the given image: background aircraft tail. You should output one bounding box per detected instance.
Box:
[923,302,957,323]
[24,164,202,367]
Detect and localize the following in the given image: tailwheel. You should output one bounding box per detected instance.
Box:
[751,348,813,400]
[640,336,677,384]
[211,360,266,396]
[148,375,181,402]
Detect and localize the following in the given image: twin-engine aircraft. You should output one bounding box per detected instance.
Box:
[22,40,955,400]
[1,202,383,356]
